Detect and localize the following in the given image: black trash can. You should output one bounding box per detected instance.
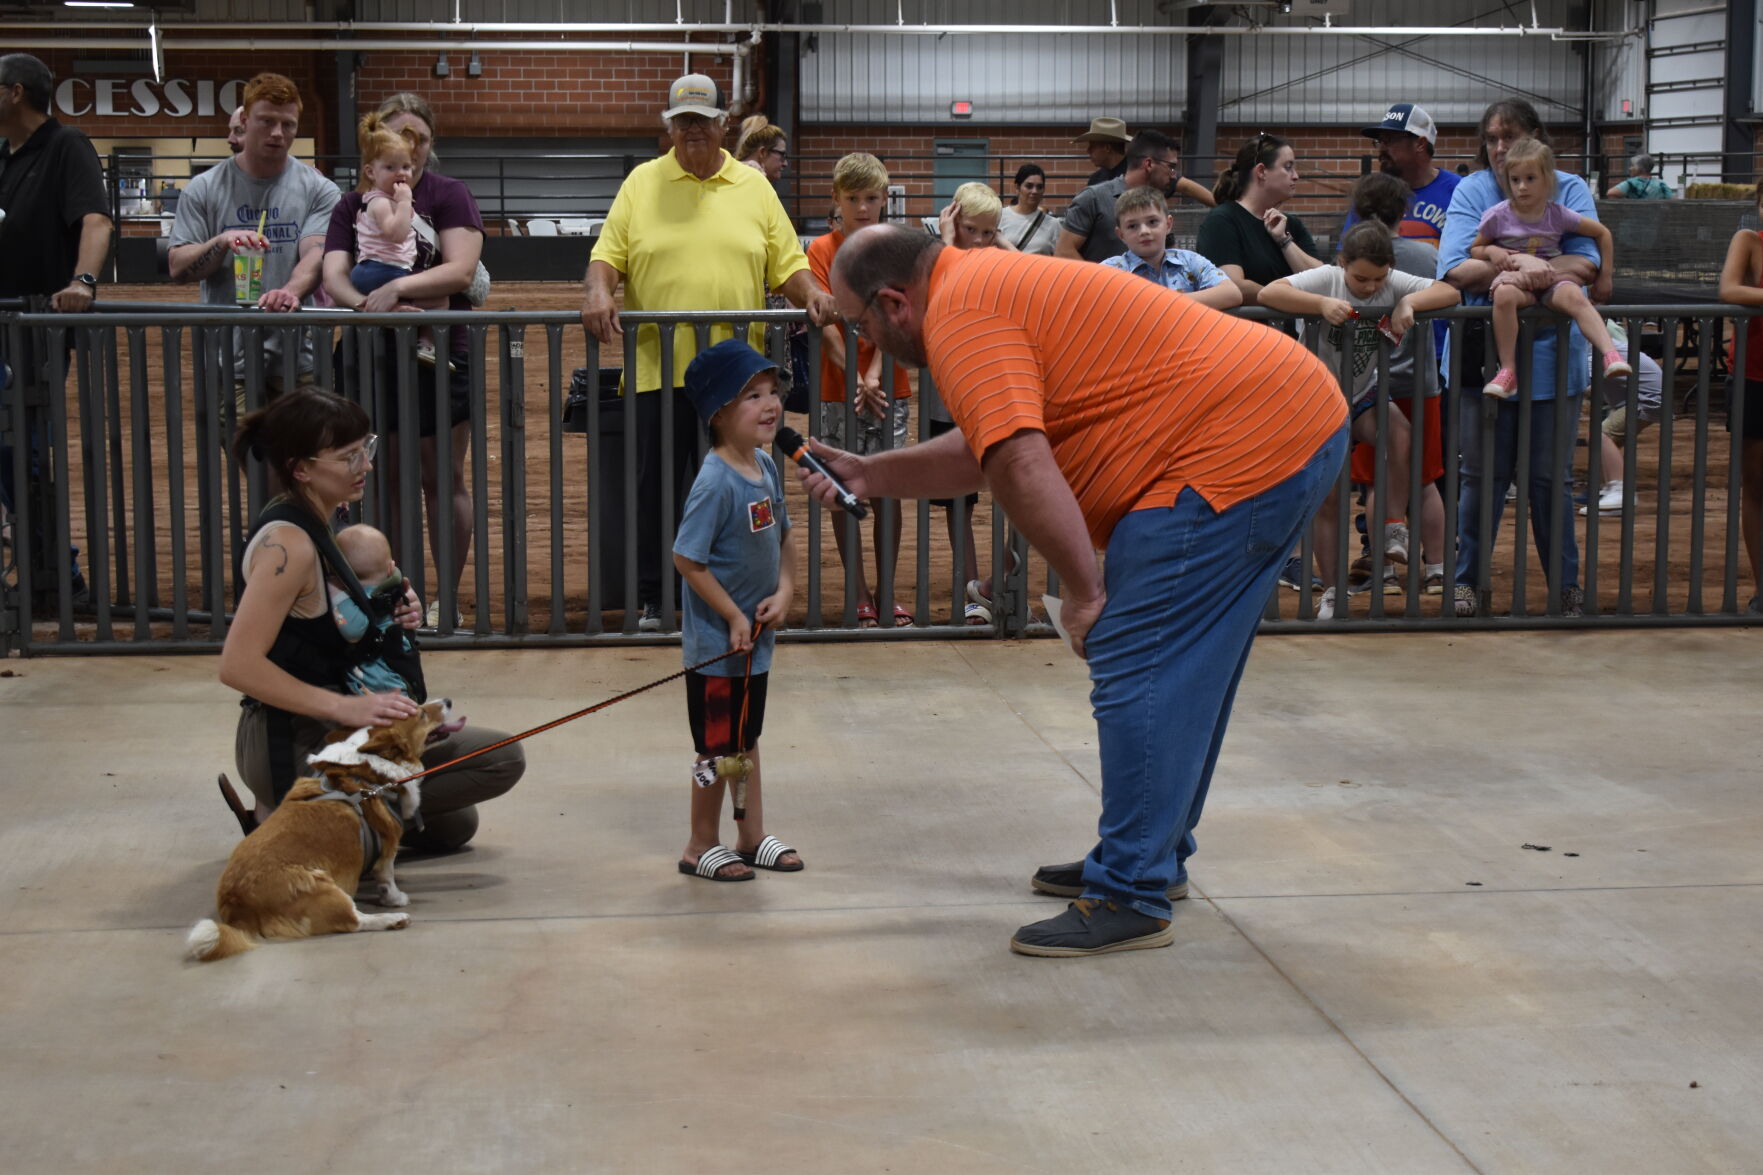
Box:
[565,368,632,607]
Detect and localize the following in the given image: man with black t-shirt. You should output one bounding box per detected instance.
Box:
[0,52,112,604]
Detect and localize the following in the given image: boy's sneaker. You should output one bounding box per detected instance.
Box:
[1453,583,1479,618]
[1580,480,1625,516]
[1382,521,1410,564]
[1031,861,1189,902]
[1601,350,1633,381]
[1560,584,1585,618]
[1483,367,1519,399]
[1278,555,1319,591]
[1009,898,1174,957]
[1422,563,1445,595]
[1316,586,1337,620]
[637,603,663,633]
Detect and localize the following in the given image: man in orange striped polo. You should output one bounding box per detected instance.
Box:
[803,225,1348,957]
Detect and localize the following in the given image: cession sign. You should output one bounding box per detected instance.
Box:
[54,77,248,119]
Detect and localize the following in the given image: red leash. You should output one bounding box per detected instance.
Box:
[400,623,765,785]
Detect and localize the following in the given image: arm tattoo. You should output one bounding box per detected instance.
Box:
[187,239,228,279]
[261,539,290,576]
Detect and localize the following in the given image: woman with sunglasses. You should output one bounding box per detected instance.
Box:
[1195,132,1323,306]
[219,388,524,846]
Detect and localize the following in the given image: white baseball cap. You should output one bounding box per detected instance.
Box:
[663,74,725,120]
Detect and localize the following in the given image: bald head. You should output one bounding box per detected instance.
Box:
[227,106,246,154]
[830,223,942,306]
[828,224,942,371]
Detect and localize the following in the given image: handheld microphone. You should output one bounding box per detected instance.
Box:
[775,426,868,519]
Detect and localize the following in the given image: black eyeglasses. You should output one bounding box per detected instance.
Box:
[851,286,895,340]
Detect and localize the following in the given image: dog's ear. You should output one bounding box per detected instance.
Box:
[320,726,363,747]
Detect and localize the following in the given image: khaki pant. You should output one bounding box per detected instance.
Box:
[235,702,525,851]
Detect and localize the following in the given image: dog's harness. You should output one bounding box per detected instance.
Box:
[300,730,425,864]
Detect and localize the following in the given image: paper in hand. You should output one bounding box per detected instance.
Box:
[1042,594,1081,657]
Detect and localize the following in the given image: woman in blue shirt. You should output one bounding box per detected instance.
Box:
[1438,98,1608,619]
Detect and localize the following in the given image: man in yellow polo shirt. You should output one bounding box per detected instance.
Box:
[583,73,838,632]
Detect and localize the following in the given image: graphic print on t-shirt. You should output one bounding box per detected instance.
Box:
[748,497,775,533]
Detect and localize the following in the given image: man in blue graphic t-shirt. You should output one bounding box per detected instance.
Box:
[1343,102,1459,248]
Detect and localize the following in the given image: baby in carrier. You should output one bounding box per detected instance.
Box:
[330,524,421,697]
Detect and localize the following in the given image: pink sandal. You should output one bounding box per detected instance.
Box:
[1601,350,1634,381]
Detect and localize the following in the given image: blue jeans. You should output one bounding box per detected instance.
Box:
[350,259,413,296]
[1455,387,1582,590]
[1081,426,1347,919]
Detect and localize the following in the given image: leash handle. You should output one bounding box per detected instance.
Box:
[400,623,767,785]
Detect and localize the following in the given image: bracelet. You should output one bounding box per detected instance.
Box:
[1276,233,1294,248]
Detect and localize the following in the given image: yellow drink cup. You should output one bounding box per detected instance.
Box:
[232,245,266,305]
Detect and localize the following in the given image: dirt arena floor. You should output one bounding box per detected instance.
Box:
[8,282,1749,648]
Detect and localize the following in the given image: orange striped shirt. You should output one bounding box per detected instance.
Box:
[924,247,1346,549]
[807,231,912,402]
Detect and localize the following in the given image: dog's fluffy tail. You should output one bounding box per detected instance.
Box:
[185,918,257,962]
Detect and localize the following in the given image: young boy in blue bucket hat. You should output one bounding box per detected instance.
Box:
[673,339,803,881]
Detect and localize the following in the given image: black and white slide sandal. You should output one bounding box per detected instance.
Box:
[736,835,803,872]
[679,844,753,882]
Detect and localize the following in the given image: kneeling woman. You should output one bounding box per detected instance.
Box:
[219,389,523,849]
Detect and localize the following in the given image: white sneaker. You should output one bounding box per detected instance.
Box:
[423,601,464,630]
[1315,587,1336,620]
[637,603,663,633]
[1422,563,1445,595]
[1382,521,1410,564]
[1580,480,1625,517]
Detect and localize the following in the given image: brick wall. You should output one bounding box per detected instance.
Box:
[351,45,738,140]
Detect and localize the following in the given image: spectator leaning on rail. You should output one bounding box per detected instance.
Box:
[1074,116,1130,187]
[1057,129,1182,264]
[1605,154,1672,200]
[802,224,1347,957]
[998,164,1062,255]
[169,72,340,412]
[0,51,111,607]
[581,73,839,634]
[1195,133,1324,306]
[322,92,488,632]
[1717,182,1763,610]
[1342,102,1459,247]
[1437,97,1606,619]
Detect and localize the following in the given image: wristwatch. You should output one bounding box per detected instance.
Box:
[74,273,98,291]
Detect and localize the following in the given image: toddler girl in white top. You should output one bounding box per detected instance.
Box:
[350,116,446,367]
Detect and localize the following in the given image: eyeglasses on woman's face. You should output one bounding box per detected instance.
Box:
[311,433,379,474]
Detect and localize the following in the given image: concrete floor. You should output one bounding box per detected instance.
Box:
[2,630,1760,1174]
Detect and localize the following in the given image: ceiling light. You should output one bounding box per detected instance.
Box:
[65,2,138,7]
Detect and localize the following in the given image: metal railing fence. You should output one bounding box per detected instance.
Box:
[1,300,1757,657]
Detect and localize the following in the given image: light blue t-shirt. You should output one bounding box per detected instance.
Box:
[1437,168,1599,400]
[673,449,791,676]
[1100,247,1229,293]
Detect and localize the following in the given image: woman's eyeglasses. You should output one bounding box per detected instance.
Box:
[311,433,379,473]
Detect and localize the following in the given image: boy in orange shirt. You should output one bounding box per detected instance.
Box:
[805,153,914,626]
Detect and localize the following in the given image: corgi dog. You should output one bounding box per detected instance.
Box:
[185,698,464,962]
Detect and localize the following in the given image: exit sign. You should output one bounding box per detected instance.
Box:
[950,100,973,119]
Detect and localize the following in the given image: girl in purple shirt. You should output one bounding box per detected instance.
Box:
[1470,138,1628,399]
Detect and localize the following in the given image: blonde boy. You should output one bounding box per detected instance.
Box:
[1101,186,1241,311]
[804,152,915,626]
[939,181,1014,250]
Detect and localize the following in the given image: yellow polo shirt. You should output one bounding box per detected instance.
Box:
[592,148,810,393]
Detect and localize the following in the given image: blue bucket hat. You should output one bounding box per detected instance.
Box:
[684,339,778,426]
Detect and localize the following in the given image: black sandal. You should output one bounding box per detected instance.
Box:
[216,773,256,838]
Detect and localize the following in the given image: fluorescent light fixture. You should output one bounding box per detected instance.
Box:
[65,1,138,7]
[148,20,163,83]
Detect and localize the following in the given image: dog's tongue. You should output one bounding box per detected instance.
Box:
[434,716,467,737]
